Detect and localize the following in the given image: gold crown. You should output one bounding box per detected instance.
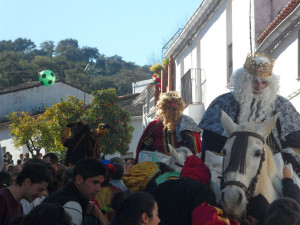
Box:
[244,52,275,78]
[161,91,181,99]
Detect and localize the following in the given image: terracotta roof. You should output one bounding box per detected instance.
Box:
[257,0,300,43]
[119,93,143,116]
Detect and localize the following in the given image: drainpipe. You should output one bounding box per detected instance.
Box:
[168,56,173,91]
[155,85,159,105]
[161,67,167,93]
[270,0,273,22]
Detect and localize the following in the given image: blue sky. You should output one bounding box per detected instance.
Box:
[0,0,202,66]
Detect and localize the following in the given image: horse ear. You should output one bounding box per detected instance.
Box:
[168,144,179,159]
[221,110,238,137]
[259,113,279,138]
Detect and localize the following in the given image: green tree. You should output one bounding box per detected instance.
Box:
[0,40,14,53]
[8,112,49,157]
[8,90,134,157]
[55,39,82,62]
[13,38,36,53]
[83,88,134,155]
[40,41,55,58]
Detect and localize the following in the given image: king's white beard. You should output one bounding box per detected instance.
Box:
[237,87,277,124]
[230,68,279,124]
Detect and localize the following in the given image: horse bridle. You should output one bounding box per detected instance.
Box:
[219,131,265,200]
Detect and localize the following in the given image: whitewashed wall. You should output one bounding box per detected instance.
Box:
[0,82,92,120]
[265,28,300,112]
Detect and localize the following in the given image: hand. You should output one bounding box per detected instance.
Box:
[283,164,292,179]
[87,203,108,225]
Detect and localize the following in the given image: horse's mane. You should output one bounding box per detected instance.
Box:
[256,143,276,196]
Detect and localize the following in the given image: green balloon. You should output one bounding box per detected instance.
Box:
[39,70,56,87]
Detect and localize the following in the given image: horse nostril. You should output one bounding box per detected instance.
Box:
[221,192,225,203]
[236,192,243,206]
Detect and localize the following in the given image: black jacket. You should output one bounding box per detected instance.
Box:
[150,178,216,225]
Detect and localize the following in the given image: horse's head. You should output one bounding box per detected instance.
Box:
[219,111,278,218]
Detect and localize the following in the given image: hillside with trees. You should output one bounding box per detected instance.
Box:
[0,38,151,95]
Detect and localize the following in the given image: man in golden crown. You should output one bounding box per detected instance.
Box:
[135,91,202,162]
[199,53,300,163]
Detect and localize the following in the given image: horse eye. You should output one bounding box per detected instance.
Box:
[254,150,261,157]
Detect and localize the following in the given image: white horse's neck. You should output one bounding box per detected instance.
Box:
[255,145,279,203]
[256,174,279,203]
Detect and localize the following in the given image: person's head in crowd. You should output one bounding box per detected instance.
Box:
[111,163,124,180]
[23,153,30,163]
[264,197,300,225]
[43,153,59,171]
[110,157,126,168]
[19,154,24,160]
[125,158,135,173]
[230,53,279,124]
[7,164,14,173]
[2,159,9,172]
[111,191,160,225]
[61,167,74,187]
[246,194,269,225]
[46,164,58,195]
[37,153,42,159]
[12,165,22,173]
[17,203,72,225]
[17,159,22,166]
[0,171,11,188]
[101,159,116,186]
[73,158,108,201]
[13,161,53,202]
[22,157,45,166]
[56,164,68,188]
[10,172,19,186]
[156,91,184,131]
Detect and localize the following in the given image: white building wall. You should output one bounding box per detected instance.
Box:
[0,123,46,164]
[198,0,228,107]
[0,82,92,120]
[128,116,143,159]
[264,28,300,112]
[231,0,253,71]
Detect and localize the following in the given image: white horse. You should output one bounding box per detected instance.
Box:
[219,110,279,218]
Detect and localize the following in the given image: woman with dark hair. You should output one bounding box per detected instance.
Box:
[111,191,160,225]
[9,203,72,225]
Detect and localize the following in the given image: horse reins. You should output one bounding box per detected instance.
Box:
[219,131,265,199]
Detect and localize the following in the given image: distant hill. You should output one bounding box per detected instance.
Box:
[0,38,151,96]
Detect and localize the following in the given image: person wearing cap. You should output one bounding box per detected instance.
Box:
[199,52,300,161]
[136,91,202,162]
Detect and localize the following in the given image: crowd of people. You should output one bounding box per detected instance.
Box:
[0,52,300,225]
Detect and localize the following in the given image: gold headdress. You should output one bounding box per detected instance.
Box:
[160,91,181,99]
[244,52,275,78]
